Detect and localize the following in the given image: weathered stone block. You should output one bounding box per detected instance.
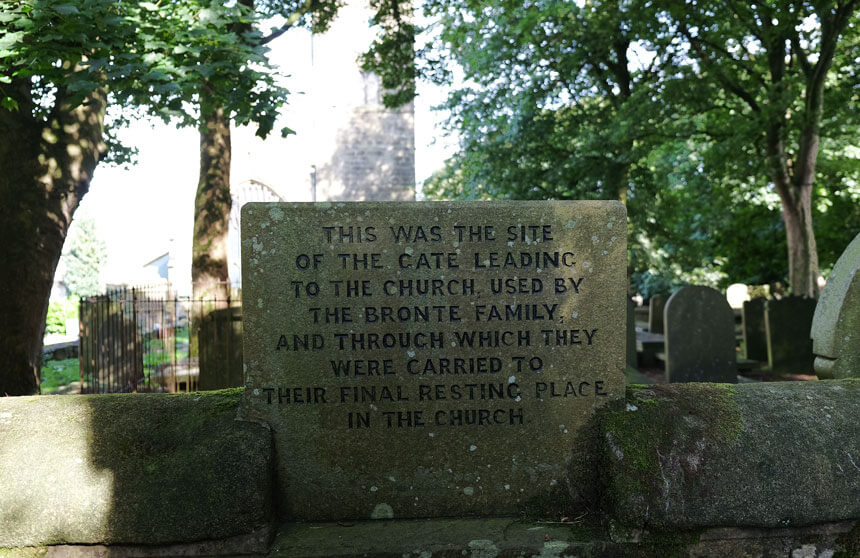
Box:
[241,201,627,521]
[601,380,860,530]
[812,232,860,379]
[0,390,272,547]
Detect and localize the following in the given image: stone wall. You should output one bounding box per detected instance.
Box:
[0,390,272,550]
[2,382,859,556]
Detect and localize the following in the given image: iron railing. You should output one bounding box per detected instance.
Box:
[79,285,238,393]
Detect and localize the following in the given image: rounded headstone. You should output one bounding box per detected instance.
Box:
[664,286,737,383]
[812,232,860,379]
[626,298,637,368]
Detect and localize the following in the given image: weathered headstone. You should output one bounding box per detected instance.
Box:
[241,201,627,520]
[812,233,860,379]
[648,294,667,334]
[626,298,637,369]
[765,296,817,375]
[664,285,737,383]
[742,297,768,361]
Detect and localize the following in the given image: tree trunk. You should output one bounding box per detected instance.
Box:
[767,128,819,298]
[191,99,233,362]
[0,82,106,395]
[780,184,818,298]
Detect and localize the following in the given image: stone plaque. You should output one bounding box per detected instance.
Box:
[241,201,626,520]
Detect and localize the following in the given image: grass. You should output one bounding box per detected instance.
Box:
[40,326,193,394]
[40,357,80,394]
[142,326,190,367]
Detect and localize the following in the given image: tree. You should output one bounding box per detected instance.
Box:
[189,2,343,364]
[663,0,860,297]
[366,0,860,297]
[0,0,288,395]
[367,0,668,203]
[191,0,342,305]
[64,218,107,297]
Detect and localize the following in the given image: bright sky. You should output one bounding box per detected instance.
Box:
[77,8,457,287]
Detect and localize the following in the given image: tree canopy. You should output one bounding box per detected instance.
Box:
[1,0,290,143]
[365,0,860,296]
[0,0,296,394]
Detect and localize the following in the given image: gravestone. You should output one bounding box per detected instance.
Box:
[812,232,860,379]
[742,297,768,361]
[664,285,737,383]
[765,297,817,375]
[648,294,667,334]
[241,201,627,521]
[626,298,637,369]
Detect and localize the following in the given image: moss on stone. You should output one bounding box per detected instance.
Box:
[0,550,47,558]
[638,530,702,557]
[600,383,743,529]
[601,380,860,531]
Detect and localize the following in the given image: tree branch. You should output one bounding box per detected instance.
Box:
[789,33,812,78]
[678,22,761,113]
[259,0,314,46]
[688,32,766,87]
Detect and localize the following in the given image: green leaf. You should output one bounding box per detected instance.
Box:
[144,70,170,82]
[53,4,80,16]
[0,31,25,50]
[0,97,19,111]
[66,79,100,93]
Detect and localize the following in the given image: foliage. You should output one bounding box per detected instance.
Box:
[45,296,79,335]
[0,0,323,394]
[369,0,860,294]
[40,357,79,393]
[143,326,190,367]
[63,218,107,297]
[0,0,292,152]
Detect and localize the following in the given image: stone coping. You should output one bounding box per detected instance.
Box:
[603,380,860,530]
[3,381,860,555]
[0,390,273,548]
